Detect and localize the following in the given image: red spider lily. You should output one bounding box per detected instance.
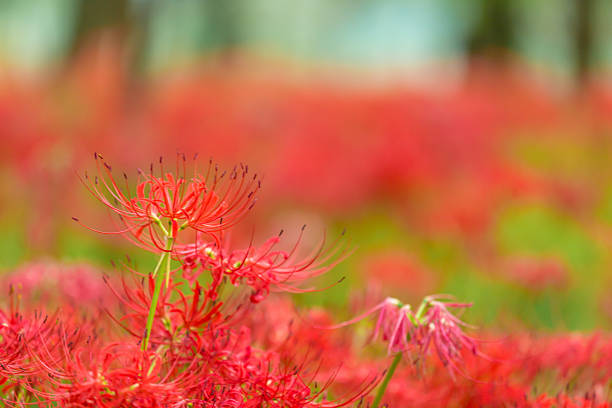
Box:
[329,332,612,408]
[330,297,414,355]
[29,322,376,408]
[413,296,478,379]
[0,287,54,380]
[101,273,227,350]
[101,273,178,344]
[329,295,478,379]
[75,153,260,253]
[0,286,93,406]
[170,281,225,334]
[177,228,349,303]
[32,341,200,407]
[0,296,46,387]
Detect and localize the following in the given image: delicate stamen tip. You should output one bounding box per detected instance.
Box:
[386,297,401,306]
[71,216,79,222]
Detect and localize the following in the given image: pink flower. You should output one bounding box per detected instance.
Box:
[331,294,478,377]
[414,296,478,378]
[371,298,414,354]
[329,297,414,355]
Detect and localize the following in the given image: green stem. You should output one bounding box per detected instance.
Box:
[165,238,174,289]
[372,352,402,408]
[142,253,165,351]
[142,237,174,351]
[415,297,429,322]
[151,250,165,278]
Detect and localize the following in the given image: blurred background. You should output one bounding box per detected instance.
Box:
[2,0,612,332]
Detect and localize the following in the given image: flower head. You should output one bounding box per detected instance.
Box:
[330,294,478,378]
[76,153,260,253]
[371,298,413,354]
[177,227,349,303]
[413,295,478,378]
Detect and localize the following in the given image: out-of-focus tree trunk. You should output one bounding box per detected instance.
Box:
[466,0,513,61]
[69,0,153,79]
[574,0,593,89]
[205,1,244,67]
[69,0,131,56]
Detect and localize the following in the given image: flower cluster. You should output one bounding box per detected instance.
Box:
[3,153,612,407]
[1,155,383,407]
[323,331,612,407]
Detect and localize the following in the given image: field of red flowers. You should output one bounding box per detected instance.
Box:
[3,48,612,407]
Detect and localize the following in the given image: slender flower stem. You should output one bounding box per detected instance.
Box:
[371,352,402,408]
[165,237,174,289]
[414,297,429,323]
[142,235,174,351]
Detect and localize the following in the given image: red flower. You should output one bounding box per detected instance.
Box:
[76,153,260,253]
[177,227,348,303]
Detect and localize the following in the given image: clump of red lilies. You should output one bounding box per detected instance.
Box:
[0,154,480,407]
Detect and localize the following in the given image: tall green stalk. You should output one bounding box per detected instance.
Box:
[371,352,402,408]
[142,236,174,351]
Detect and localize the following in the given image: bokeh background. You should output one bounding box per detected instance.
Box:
[2,0,612,332]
